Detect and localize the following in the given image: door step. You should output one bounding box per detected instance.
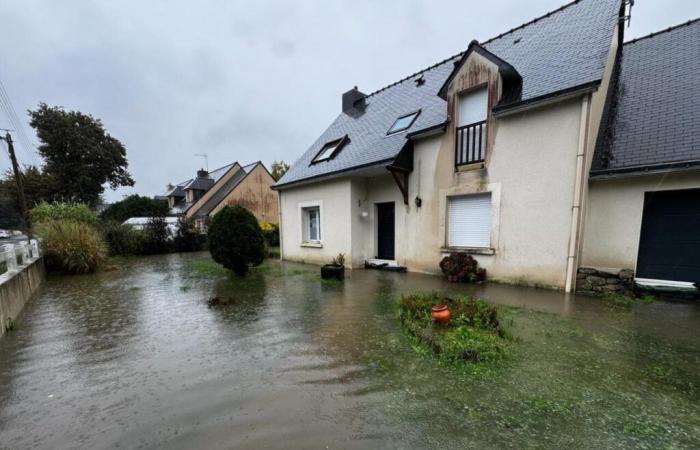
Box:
[364,259,407,272]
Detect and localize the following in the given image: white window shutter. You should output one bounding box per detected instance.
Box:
[448,194,492,247]
[458,88,488,126]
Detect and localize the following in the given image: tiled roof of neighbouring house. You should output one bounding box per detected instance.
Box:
[193,162,262,217]
[591,19,700,176]
[276,0,622,188]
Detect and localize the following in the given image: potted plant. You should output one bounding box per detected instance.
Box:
[321,253,345,280]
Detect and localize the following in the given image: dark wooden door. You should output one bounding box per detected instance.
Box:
[637,189,700,283]
[376,202,395,260]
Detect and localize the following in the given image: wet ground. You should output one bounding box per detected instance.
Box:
[0,252,698,449]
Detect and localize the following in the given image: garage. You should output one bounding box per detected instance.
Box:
[636,188,700,283]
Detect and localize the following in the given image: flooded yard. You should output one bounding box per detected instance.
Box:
[0,252,698,449]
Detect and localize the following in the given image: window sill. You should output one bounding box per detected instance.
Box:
[440,246,495,256]
[456,162,485,172]
[301,241,323,248]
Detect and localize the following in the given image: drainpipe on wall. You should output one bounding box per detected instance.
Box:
[564,95,591,293]
[277,192,284,260]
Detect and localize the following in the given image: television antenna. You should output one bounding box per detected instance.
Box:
[194,153,209,171]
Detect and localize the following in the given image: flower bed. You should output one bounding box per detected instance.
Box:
[398,293,509,364]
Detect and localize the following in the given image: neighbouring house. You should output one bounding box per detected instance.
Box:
[165,161,279,233]
[123,216,180,236]
[274,0,700,292]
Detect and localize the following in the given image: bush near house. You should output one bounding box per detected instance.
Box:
[101,221,145,256]
[399,293,509,364]
[440,253,487,283]
[140,216,172,254]
[35,219,107,274]
[208,205,265,275]
[173,216,204,252]
[259,221,279,247]
[30,201,98,225]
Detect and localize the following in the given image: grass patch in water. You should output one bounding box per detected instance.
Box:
[398,293,510,366]
[604,292,656,309]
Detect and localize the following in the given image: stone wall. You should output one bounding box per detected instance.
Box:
[0,258,45,337]
[576,267,635,296]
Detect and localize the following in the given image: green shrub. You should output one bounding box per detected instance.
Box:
[141,216,172,254]
[30,201,98,225]
[36,219,107,273]
[100,195,169,223]
[208,205,265,275]
[173,216,204,252]
[101,221,144,255]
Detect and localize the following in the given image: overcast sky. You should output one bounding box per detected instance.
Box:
[0,0,697,202]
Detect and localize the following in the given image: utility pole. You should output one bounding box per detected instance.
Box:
[1,131,31,239]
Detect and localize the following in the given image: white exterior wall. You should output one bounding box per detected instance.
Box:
[581,171,700,272]
[279,178,352,266]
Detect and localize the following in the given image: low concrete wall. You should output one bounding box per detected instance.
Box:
[0,258,45,337]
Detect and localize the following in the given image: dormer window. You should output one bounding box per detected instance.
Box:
[456,87,488,166]
[311,135,349,164]
[387,110,420,135]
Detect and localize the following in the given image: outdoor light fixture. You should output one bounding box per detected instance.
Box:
[415,196,422,208]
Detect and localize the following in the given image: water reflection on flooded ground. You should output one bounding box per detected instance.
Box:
[0,252,698,449]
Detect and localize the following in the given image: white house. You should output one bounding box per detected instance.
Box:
[274,0,700,292]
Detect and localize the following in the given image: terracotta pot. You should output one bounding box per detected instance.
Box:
[431,305,451,324]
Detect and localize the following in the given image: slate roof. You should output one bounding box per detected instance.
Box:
[591,19,700,176]
[193,162,261,217]
[276,0,621,188]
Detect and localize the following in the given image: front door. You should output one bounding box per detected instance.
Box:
[376,202,395,260]
[637,188,700,282]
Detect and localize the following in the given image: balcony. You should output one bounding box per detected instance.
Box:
[455,120,486,167]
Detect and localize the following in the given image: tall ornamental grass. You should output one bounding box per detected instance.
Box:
[36,219,107,274]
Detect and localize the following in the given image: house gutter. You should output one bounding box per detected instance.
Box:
[492,81,599,118]
[565,94,591,293]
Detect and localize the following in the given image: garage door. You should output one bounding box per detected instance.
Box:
[636,188,700,283]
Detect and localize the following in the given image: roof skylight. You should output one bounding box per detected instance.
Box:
[310,136,348,164]
[387,110,420,135]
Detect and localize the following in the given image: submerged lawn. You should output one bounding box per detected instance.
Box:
[0,253,698,449]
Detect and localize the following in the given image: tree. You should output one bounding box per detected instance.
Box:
[270,160,290,181]
[141,216,172,254]
[207,205,265,275]
[0,165,55,208]
[28,103,134,205]
[100,195,169,223]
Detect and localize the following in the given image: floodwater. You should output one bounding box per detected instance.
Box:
[0,253,698,449]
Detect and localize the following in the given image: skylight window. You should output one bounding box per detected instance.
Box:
[310,135,349,164]
[387,110,420,135]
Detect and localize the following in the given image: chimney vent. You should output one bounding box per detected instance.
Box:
[197,169,209,178]
[342,86,366,117]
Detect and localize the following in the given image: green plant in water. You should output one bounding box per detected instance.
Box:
[398,293,510,365]
[5,318,15,332]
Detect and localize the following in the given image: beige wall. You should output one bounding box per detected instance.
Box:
[278,27,621,289]
[279,178,353,266]
[581,172,700,272]
[210,164,279,224]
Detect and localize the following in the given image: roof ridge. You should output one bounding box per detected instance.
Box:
[365,0,592,99]
[481,0,585,45]
[624,18,700,45]
[366,52,464,98]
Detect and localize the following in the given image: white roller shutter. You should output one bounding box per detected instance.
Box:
[448,194,492,248]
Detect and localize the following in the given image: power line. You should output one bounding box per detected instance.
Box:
[0,73,40,168]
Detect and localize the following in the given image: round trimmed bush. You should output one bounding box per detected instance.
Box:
[207,205,265,275]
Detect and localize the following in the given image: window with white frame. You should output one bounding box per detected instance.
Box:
[302,206,321,242]
[448,193,492,248]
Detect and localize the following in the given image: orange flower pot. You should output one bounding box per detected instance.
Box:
[431,305,451,324]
